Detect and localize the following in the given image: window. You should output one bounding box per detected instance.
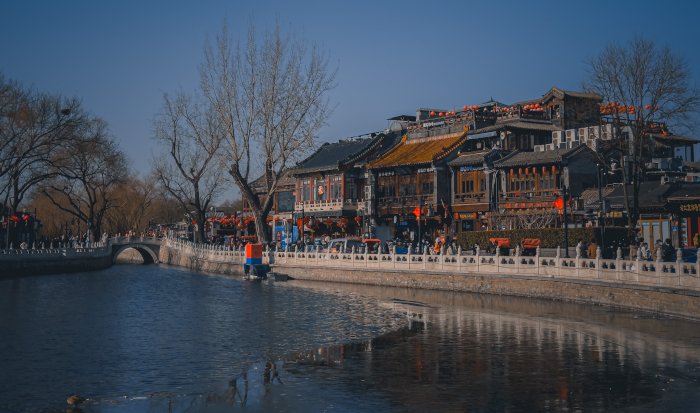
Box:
[315,179,325,201]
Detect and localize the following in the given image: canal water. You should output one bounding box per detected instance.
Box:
[1,264,700,412]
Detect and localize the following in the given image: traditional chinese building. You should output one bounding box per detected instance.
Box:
[292,132,399,238]
[491,145,601,230]
[368,129,468,242]
[447,149,509,233]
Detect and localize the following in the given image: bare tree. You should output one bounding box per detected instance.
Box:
[0,75,82,213]
[103,175,159,235]
[585,37,700,231]
[153,93,226,242]
[199,23,335,243]
[41,118,128,242]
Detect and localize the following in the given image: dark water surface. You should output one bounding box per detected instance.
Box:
[1,264,700,412]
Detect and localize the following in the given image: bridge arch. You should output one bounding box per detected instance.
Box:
[112,244,159,264]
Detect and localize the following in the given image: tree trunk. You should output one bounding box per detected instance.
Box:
[253,209,270,244]
[196,210,207,243]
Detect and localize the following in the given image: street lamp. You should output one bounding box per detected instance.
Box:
[596,163,606,256]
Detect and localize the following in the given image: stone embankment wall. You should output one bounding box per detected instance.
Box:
[276,264,700,321]
[158,241,246,276]
[0,248,113,278]
[158,240,700,321]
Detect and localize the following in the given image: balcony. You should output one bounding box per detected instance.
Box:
[294,199,358,213]
[453,192,488,204]
[377,195,435,216]
[500,190,559,209]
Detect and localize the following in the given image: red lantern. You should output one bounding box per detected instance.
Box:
[463,105,467,110]
[354,216,362,224]
[552,197,564,210]
[438,112,444,117]
[430,111,436,116]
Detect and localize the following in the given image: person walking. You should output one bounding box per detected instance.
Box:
[587,239,598,259]
[661,238,676,262]
[639,242,651,261]
[577,239,587,258]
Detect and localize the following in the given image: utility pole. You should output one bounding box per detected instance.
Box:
[597,164,606,256]
[563,185,570,258]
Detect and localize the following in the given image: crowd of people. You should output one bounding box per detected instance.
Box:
[576,238,678,261]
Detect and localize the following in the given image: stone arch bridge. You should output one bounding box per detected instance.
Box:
[110,236,163,264]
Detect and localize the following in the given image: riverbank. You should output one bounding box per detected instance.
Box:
[0,245,113,278]
[158,239,700,321]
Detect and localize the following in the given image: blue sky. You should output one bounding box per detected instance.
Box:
[2,1,699,196]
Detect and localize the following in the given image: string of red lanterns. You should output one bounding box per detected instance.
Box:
[599,101,659,115]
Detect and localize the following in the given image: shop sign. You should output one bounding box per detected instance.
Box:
[679,203,700,213]
[454,212,478,219]
[378,171,395,177]
[422,120,445,129]
[417,167,435,174]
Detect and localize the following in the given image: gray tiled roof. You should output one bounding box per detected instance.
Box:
[580,187,617,209]
[605,182,672,209]
[666,182,700,199]
[250,170,295,193]
[513,87,602,106]
[448,149,509,167]
[293,136,379,174]
[470,119,558,134]
[494,145,595,168]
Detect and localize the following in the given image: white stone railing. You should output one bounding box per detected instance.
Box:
[0,240,110,258]
[272,244,700,292]
[109,235,163,245]
[163,237,248,264]
[159,237,700,291]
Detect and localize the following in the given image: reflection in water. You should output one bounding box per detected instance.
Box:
[246,282,700,412]
[2,267,700,412]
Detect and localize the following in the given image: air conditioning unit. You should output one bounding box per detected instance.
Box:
[600,123,613,140]
[588,125,600,140]
[545,143,555,151]
[534,144,545,152]
[558,142,569,150]
[565,129,577,140]
[578,128,588,142]
[661,176,670,185]
[552,131,563,146]
[569,139,580,148]
[586,139,598,150]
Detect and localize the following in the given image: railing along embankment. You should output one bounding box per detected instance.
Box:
[161,239,700,319]
[0,240,112,277]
